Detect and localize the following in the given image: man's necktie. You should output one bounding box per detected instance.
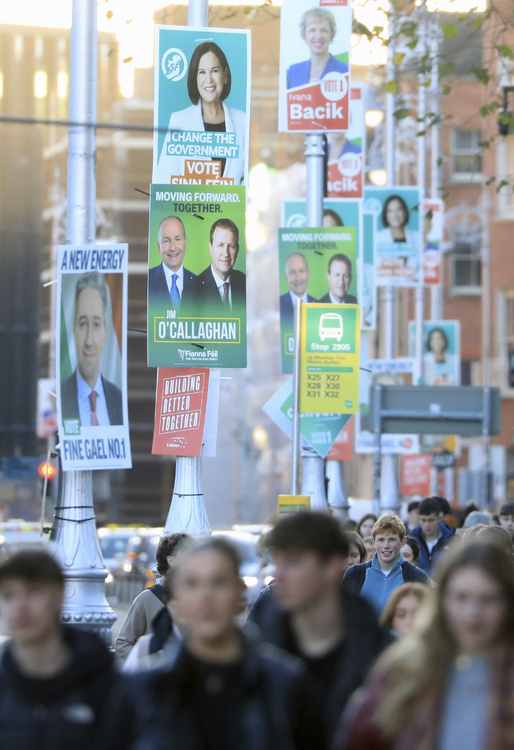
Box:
[89,390,99,426]
[170,273,181,308]
[222,282,230,309]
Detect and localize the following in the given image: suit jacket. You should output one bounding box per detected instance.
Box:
[319,292,358,304]
[279,292,317,327]
[148,264,196,309]
[181,266,246,313]
[60,371,123,426]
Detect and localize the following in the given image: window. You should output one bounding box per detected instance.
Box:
[449,222,482,293]
[495,290,514,395]
[450,129,482,183]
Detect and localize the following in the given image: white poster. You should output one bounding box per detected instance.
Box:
[56,245,132,471]
[279,0,352,133]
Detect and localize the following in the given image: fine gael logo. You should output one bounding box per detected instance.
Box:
[162,48,187,81]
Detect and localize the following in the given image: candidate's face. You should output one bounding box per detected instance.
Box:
[429,330,446,356]
[74,287,108,388]
[327,260,351,302]
[209,226,238,281]
[197,51,226,105]
[285,255,309,297]
[304,19,332,57]
[386,199,407,229]
[0,579,63,646]
[158,218,187,272]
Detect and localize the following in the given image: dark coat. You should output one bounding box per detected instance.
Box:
[60,371,123,426]
[181,266,246,313]
[279,292,317,328]
[0,627,132,750]
[343,558,430,595]
[245,584,390,743]
[147,263,196,309]
[410,522,456,574]
[130,634,326,750]
[318,292,358,304]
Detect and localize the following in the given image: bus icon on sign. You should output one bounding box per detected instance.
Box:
[319,313,343,342]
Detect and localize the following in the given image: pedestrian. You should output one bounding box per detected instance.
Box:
[463,510,492,529]
[345,531,367,569]
[362,536,375,562]
[379,582,432,638]
[335,540,514,750]
[477,524,513,556]
[0,549,131,750]
[410,496,456,574]
[405,500,420,533]
[400,536,421,566]
[343,514,429,616]
[132,537,325,750]
[499,501,514,538]
[356,513,377,539]
[246,512,388,744]
[115,532,191,660]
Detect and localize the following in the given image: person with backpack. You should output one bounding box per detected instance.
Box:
[343,514,429,616]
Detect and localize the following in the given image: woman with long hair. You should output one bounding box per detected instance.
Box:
[336,541,514,750]
[356,513,377,539]
[379,582,432,638]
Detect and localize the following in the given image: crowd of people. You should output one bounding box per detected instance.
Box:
[1,496,514,749]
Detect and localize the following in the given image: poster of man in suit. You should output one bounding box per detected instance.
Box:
[148,184,247,368]
[56,244,132,471]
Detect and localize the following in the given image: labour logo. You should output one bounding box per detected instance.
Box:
[162,48,187,81]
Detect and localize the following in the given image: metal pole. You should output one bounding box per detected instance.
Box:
[165,0,211,536]
[430,15,443,320]
[414,6,427,385]
[300,133,329,510]
[291,298,302,495]
[481,191,492,506]
[326,460,350,520]
[49,0,116,642]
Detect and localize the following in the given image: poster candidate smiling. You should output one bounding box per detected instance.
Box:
[153,27,250,187]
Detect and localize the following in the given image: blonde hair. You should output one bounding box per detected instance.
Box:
[300,8,336,41]
[370,541,514,740]
[372,513,406,540]
[379,582,432,630]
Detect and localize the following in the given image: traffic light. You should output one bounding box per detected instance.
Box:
[38,462,57,480]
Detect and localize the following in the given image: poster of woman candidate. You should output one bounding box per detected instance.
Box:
[153,26,251,187]
[148,184,247,369]
[364,186,422,286]
[408,320,461,386]
[327,84,366,199]
[56,244,132,472]
[279,0,352,132]
[278,221,357,374]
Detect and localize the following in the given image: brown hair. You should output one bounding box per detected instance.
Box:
[346,531,367,563]
[372,513,406,540]
[356,513,377,538]
[379,582,432,630]
[0,549,64,588]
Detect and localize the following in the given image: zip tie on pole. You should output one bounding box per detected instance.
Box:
[53,516,96,523]
[173,493,204,498]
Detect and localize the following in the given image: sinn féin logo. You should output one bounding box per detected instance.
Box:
[162,48,187,81]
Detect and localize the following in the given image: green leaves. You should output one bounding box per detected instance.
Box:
[122,56,133,64]
[470,66,490,85]
[392,53,405,65]
[480,102,500,117]
[441,23,458,39]
[496,179,509,193]
[383,80,398,94]
[394,108,411,120]
[438,62,455,77]
[106,9,113,19]
[498,44,514,59]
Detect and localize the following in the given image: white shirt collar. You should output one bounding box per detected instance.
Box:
[162,262,184,285]
[289,290,308,305]
[210,265,230,288]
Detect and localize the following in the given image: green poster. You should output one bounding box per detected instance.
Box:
[300,303,360,414]
[278,225,357,374]
[148,184,247,368]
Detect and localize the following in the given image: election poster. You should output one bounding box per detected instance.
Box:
[37,378,58,438]
[327,84,366,199]
[300,303,360,414]
[356,338,419,455]
[363,186,422,286]
[422,199,444,285]
[400,454,431,497]
[327,417,354,461]
[262,377,351,459]
[361,212,376,330]
[408,320,461,386]
[56,244,132,471]
[148,184,247,369]
[278,223,358,374]
[153,26,251,187]
[278,0,352,132]
[152,368,210,457]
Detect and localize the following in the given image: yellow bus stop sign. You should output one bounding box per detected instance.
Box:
[278,495,311,516]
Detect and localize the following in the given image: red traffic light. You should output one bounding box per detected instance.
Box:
[38,462,57,480]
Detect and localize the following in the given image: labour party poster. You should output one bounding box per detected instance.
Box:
[148,184,247,368]
[56,244,132,471]
[152,368,210,457]
[327,84,366,199]
[364,186,422,286]
[278,224,357,374]
[153,26,251,187]
[279,0,352,132]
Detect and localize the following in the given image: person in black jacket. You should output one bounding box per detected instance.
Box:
[343,514,430,617]
[132,536,325,750]
[0,549,131,750]
[246,512,390,745]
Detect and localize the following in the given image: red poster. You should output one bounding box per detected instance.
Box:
[287,77,349,131]
[152,368,209,457]
[327,417,354,461]
[400,454,432,497]
[327,85,365,199]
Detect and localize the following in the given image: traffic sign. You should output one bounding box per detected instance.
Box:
[300,303,360,414]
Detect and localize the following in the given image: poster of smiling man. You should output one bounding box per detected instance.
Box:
[279,0,352,132]
[56,244,132,471]
[153,26,251,187]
